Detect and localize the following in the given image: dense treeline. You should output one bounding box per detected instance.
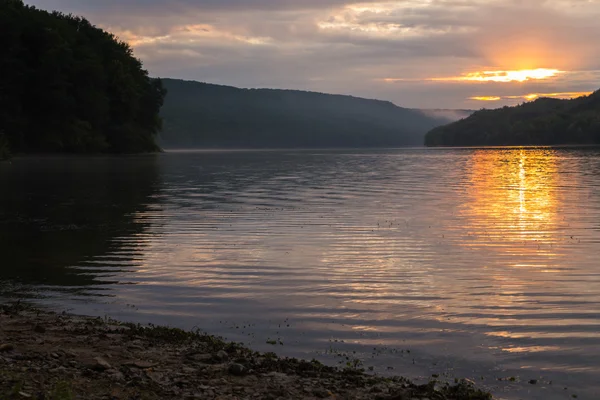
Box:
[0,0,166,156]
[425,90,600,146]
[159,79,450,148]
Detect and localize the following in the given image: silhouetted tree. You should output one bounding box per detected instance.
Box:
[425,91,600,147]
[0,0,166,154]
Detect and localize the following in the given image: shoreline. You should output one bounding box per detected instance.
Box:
[0,302,492,399]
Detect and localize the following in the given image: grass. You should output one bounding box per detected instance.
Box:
[50,381,74,400]
[0,373,70,400]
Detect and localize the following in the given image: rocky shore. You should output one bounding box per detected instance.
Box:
[0,302,492,400]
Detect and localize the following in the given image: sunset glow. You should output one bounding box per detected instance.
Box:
[470,96,502,101]
[469,91,592,102]
[505,92,592,100]
[433,68,563,83]
[25,0,600,108]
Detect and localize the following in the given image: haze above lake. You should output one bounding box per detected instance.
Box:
[1,148,599,400]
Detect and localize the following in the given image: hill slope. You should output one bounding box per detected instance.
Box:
[159,79,450,148]
[425,90,600,147]
[0,0,165,155]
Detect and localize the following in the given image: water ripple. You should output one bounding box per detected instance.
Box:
[2,148,600,399]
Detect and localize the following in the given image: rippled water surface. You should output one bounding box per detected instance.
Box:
[1,148,600,399]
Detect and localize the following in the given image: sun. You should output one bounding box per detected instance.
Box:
[431,68,563,83]
[469,91,592,102]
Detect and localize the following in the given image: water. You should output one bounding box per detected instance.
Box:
[1,148,599,399]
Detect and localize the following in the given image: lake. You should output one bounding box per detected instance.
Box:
[1,148,599,399]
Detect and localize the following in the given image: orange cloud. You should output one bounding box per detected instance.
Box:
[469,91,592,101]
[109,23,273,48]
[433,68,562,83]
[470,96,502,101]
[381,68,570,85]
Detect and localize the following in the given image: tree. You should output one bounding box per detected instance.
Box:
[0,0,166,154]
[425,91,600,147]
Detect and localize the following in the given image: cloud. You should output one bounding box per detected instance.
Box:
[430,69,563,83]
[25,0,600,108]
[469,92,592,102]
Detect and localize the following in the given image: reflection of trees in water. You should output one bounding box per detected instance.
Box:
[0,156,161,295]
[0,150,340,296]
[160,150,390,210]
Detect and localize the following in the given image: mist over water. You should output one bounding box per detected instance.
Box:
[1,148,600,400]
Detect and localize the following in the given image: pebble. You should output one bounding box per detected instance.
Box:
[127,368,144,380]
[188,353,212,362]
[33,325,46,334]
[266,371,288,380]
[312,387,331,398]
[228,363,246,376]
[125,360,159,369]
[65,349,78,358]
[108,369,125,382]
[385,389,412,400]
[370,384,387,393]
[0,344,15,352]
[215,350,229,362]
[94,357,112,371]
[0,306,493,400]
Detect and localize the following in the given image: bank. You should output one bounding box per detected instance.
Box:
[0,302,492,399]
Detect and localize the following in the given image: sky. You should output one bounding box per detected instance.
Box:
[29,0,600,109]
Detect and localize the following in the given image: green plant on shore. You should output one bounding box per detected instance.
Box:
[0,372,25,399]
[0,300,32,315]
[344,357,363,371]
[50,381,74,400]
[438,379,493,400]
[8,380,24,398]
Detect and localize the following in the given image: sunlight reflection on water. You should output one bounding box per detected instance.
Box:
[1,148,600,400]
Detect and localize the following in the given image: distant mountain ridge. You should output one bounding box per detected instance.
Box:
[159,79,459,148]
[425,90,600,147]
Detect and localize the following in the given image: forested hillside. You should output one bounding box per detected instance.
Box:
[159,79,449,148]
[425,90,600,147]
[0,0,166,156]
